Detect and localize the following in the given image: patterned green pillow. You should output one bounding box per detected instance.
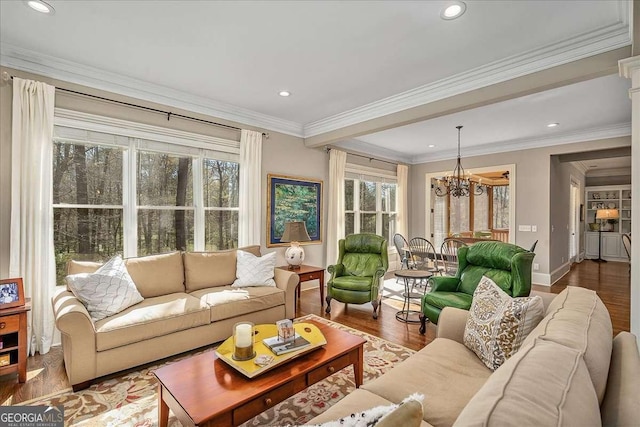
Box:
[463,276,544,370]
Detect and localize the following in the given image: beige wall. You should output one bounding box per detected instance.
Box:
[410,136,630,284]
[0,66,328,278]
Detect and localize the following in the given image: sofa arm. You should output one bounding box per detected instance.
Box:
[436,306,469,344]
[274,268,299,319]
[601,332,640,426]
[51,287,98,386]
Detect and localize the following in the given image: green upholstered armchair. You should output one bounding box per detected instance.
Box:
[419,241,534,333]
[325,233,389,319]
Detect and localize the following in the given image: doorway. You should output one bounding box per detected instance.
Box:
[569,177,580,263]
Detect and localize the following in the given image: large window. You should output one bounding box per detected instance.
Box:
[344,169,397,245]
[52,123,239,284]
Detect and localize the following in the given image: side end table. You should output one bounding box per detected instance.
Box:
[0,298,31,383]
[393,270,432,324]
[277,265,325,311]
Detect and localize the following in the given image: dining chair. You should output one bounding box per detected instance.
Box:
[408,237,441,275]
[393,233,411,270]
[440,238,467,276]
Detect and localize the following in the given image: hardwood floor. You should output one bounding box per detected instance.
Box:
[0,259,630,404]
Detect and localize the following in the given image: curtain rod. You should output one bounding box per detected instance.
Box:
[326,147,398,166]
[1,72,269,139]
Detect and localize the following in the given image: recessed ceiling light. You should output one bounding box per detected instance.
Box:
[278,91,291,97]
[547,122,559,128]
[428,144,436,148]
[23,0,55,14]
[440,1,466,20]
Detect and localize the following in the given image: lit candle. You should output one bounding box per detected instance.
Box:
[235,323,252,348]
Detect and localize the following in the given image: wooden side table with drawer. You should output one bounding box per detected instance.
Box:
[276,265,325,311]
[0,299,31,383]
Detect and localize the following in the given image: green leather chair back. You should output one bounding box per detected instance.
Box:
[456,241,534,297]
[341,234,387,277]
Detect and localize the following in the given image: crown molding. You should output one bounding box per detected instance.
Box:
[334,139,414,164]
[413,122,631,163]
[304,9,631,138]
[572,161,590,175]
[345,122,630,165]
[0,43,304,138]
[586,167,631,177]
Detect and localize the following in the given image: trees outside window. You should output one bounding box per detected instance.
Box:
[52,126,239,285]
[345,178,396,245]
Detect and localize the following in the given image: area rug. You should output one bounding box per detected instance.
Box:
[381,277,428,312]
[23,314,414,426]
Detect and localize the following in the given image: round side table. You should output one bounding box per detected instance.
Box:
[393,270,433,323]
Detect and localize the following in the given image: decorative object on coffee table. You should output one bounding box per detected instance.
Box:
[216,322,327,378]
[233,322,256,361]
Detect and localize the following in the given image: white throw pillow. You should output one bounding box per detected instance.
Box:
[463,276,544,371]
[232,250,277,288]
[66,255,144,322]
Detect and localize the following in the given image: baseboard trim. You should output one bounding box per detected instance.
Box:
[532,272,551,287]
[550,262,572,285]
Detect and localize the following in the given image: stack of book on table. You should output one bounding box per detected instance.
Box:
[262,334,311,356]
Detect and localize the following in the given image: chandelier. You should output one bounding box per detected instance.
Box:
[434,125,488,198]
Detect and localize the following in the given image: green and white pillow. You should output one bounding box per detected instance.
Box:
[66,255,143,321]
[463,276,544,370]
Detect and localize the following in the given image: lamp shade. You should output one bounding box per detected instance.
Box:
[596,209,619,220]
[280,221,311,243]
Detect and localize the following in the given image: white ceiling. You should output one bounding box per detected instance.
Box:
[0,0,633,164]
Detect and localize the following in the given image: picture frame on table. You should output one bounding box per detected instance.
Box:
[267,174,322,247]
[0,278,25,310]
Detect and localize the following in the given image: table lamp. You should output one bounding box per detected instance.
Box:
[280,221,311,270]
[593,208,619,263]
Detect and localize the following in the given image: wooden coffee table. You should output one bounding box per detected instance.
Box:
[153,319,366,427]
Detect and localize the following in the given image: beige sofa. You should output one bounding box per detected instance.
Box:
[310,286,640,426]
[51,246,299,391]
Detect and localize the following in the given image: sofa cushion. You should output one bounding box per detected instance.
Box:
[124,252,185,298]
[66,255,144,322]
[67,260,102,275]
[94,292,209,351]
[463,276,544,370]
[191,285,285,322]
[183,250,237,291]
[522,286,613,404]
[363,338,491,427]
[232,251,276,288]
[453,338,601,427]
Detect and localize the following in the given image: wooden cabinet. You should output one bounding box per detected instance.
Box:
[0,299,31,383]
[585,185,630,262]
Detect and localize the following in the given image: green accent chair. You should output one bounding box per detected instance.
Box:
[419,241,534,334]
[325,233,389,319]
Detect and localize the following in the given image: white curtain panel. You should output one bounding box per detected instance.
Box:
[238,129,263,247]
[9,78,57,355]
[326,149,347,267]
[396,164,409,238]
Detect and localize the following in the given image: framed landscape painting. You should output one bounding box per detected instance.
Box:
[267,174,322,247]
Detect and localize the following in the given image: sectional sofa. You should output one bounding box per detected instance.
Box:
[309,286,640,426]
[51,246,299,391]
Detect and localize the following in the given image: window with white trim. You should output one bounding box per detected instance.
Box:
[52,116,240,284]
[344,165,397,246]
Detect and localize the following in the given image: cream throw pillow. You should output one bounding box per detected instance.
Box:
[232,250,277,288]
[463,276,544,370]
[302,393,424,427]
[66,255,144,321]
